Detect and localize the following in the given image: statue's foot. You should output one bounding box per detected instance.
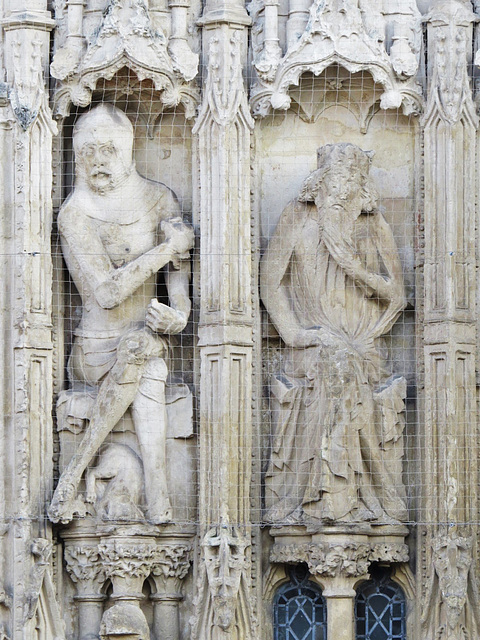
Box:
[350,506,377,522]
[147,506,173,525]
[48,481,84,524]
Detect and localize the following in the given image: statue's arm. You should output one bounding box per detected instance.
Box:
[145,190,193,335]
[165,260,190,318]
[260,202,309,347]
[59,204,192,310]
[324,213,405,306]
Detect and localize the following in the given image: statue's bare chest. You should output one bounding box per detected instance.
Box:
[93,214,158,267]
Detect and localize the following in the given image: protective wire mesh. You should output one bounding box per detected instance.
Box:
[52,75,198,527]
[48,65,424,535]
[9,1,475,639]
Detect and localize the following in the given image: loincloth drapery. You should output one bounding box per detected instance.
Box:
[68,326,170,387]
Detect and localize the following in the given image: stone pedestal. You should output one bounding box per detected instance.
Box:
[62,521,193,640]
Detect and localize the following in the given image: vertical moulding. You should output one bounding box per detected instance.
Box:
[421,2,479,638]
[194,0,257,637]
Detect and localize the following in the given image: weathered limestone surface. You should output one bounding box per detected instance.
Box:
[261,142,408,527]
[0,0,479,639]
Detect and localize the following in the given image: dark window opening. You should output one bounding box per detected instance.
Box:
[355,565,406,640]
[274,564,327,640]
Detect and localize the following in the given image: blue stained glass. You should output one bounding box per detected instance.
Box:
[355,566,406,640]
[274,565,327,640]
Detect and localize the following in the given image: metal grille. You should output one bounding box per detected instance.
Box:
[274,565,327,640]
[355,566,406,640]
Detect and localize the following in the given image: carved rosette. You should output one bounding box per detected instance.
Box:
[270,541,409,578]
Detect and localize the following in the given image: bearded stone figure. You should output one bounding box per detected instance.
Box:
[261,143,408,526]
[48,104,194,525]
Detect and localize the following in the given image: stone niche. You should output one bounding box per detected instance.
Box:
[52,80,198,640]
[256,67,418,634]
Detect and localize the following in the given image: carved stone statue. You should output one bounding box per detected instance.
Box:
[261,142,408,526]
[48,104,194,525]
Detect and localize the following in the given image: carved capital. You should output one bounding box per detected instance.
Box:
[151,543,192,580]
[98,539,157,581]
[64,545,106,595]
[270,540,409,578]
[150,543,192,597]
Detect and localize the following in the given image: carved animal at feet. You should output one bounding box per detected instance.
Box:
[85,443,145,522]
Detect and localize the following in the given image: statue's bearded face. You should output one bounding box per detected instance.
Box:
[77,132,132,193]
[314,163,364,214]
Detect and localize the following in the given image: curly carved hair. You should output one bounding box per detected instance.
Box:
[298,143,379,213]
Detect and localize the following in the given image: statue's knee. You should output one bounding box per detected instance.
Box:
[134,359,168,407]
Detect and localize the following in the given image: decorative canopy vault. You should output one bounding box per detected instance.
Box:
[50,0,199,118]
[249,0,423,118]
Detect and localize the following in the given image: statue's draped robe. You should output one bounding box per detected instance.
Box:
[262,200,408,523]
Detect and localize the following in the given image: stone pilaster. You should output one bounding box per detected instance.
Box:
[421,2,480,637]
[0,2,57,637]
[192,0,256,637]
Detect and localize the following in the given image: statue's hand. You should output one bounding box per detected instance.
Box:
[146,299,188,335]
[161,217,195,258]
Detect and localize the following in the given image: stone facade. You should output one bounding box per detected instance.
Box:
[0,0,478,639]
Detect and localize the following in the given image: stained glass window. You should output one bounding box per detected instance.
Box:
[355,566,406,640]
[274,564,327,640]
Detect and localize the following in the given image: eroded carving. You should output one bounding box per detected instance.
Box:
[428,0,477,125]
[433,535,473,633]
[99,539,157,581]
[261,143,408,526]
[48,104,194,525]
[51,0,199,117]
[151,544,192,581]
[203,525,249,632]
[64,545,105,590]
[270,540,409,578]
[100,603,150,640]
[85,443,144,522]
[25,539,52,622]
